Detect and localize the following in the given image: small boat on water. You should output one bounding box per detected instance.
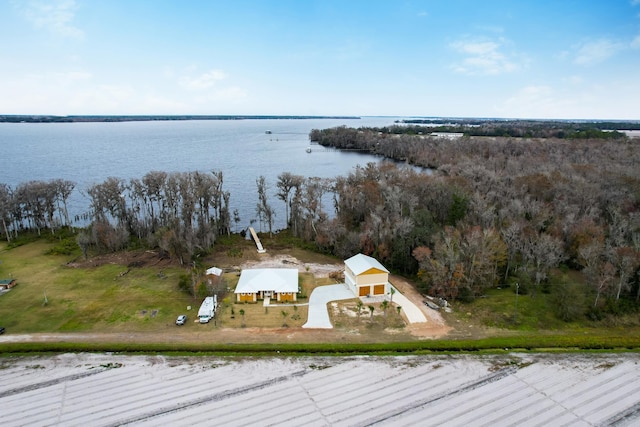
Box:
[265,130,272,134]
[306,147,312,153]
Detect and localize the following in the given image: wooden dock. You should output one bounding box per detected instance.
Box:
[249,227,266,253]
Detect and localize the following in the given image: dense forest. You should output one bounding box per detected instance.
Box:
[395,118,640,139]
[1,123,639,320]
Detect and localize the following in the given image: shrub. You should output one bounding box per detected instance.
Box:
[177,274,191,294]
[551,280,586,322]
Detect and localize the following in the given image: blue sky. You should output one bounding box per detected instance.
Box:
[1,0,639,119]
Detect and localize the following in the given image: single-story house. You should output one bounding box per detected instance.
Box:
[344,254,390,297]
[0,279,17,290]
[234,268,298,303]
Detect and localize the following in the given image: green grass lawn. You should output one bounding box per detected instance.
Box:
[448,281,640,338]
[0,241,191,333]
[458,286,566,331]
[0,241,339,334]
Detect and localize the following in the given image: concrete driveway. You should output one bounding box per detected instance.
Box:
[302,283,428,329]
[390,286,427,323]
[302,284,355,329]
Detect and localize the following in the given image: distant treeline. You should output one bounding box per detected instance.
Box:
[0,115,361,123]
[394,119,640,139]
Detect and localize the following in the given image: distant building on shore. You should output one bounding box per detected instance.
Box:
[429,132,464,140]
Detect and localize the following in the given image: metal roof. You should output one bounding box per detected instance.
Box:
[344,253,389,275]
[234,268,298,294]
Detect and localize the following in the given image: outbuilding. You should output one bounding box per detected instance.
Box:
[234,268,298,303]
[344,254,389,297]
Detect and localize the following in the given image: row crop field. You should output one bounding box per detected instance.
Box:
[0,353,638,426]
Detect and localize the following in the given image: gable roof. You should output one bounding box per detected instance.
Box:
[344,253,389,275]
[234,268,298,294]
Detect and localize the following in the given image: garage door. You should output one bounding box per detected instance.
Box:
[359,286,370,297]
[373,284,385,295]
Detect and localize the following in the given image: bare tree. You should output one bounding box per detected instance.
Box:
[521,231,565,296]
[256,175,275,236]
[0,184,13,242]
[276,172,303,228]
[611,246,640,301]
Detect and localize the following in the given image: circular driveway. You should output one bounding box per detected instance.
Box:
[302,284,355,328]
[302,284,428,329]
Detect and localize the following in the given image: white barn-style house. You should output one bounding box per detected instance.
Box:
[344,253,390,297]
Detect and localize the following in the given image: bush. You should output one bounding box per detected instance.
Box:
[196,282,208,299]
[551,280,586,322]
[177,274,191,294]
[457,287,475,303]
[45,237,79,255]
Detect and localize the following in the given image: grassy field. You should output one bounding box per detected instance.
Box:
[0,241,192,333]
[0,237,359,335]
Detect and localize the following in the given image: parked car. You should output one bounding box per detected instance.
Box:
[175,315,187,325]
[0,326,5,334]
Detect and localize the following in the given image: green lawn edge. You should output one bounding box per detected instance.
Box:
[2,334,639,356]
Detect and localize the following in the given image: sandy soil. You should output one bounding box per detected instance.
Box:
[389,273,452,339]
[1,352,639,426]
[238,253,344,278]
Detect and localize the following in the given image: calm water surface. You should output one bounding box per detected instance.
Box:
[0,117,401,229]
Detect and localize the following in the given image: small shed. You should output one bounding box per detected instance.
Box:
[206,267,222,277]
[0,279,17,290]
[234,268,298,303]
[206,266,222,287]
[344,254,389,297]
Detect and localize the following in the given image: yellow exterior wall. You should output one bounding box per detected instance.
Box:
[277,292,297,302]
[237,293,256,303]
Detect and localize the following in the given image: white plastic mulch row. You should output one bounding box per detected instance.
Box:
[0,353,639,426]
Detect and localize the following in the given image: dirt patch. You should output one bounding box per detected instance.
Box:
[238,253,343,278]
[389,274,452,339]
[66,250,174,269]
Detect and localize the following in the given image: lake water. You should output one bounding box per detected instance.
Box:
[0,117,402,230]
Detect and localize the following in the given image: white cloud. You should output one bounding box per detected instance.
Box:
[13,0,84,39]
[573,39,624,65]
[506,85,554,106]
[565,75,584,85]
[212,86,247,101]
[449,38,520,75]
[631,34,640,49]
[179,69,228,90]
[496,80,640,120]
[498,85,580,119]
